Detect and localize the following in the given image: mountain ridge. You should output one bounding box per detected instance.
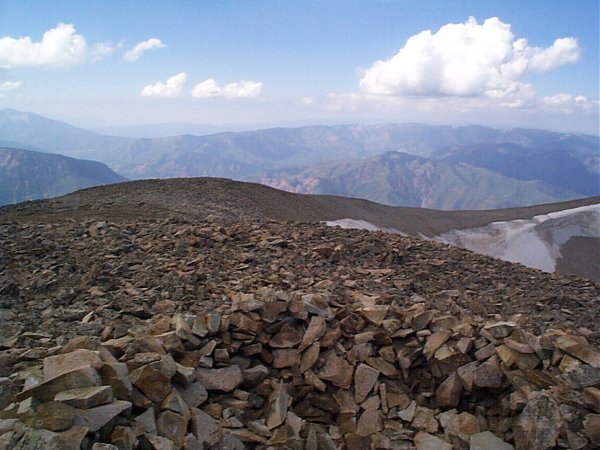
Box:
[0,147,126,206]
[1,108,598,210]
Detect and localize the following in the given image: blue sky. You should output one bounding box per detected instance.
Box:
[0,0,598,133]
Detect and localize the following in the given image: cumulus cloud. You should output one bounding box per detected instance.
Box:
[0,80,22,96]
[124,38,166,62]
[360,17,580,100]
[90,42,114,62]
[0,23,113,69]
[191,79,262,98]
[191,79,221,98]
[141,72,187,97]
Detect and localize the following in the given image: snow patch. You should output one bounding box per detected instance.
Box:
[437,204,599,273]
[324,204,599,275]
[325,219,406,235]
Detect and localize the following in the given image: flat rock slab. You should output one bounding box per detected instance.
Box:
[196,365,243,392]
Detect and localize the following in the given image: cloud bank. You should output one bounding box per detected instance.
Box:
[0,23,113,69]
[360,17,580,101]
[141,72,187,97]
[0,80,22,96]
[191,79,262,98]
[124,38,166,62]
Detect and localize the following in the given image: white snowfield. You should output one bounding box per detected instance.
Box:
[325,203,600,273]
[437,204,600,272]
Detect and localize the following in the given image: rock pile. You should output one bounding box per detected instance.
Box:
[1,287,599,449]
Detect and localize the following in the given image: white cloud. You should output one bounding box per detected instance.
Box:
[124,38,166,62]
[541,93,597,113]
[360,17,580,100]
[0,23,112,69]
[191,79,262,98]
[0,80,22,97]
[141,72,187,97]
[0,80,22,91]
[191,78,222,98]
[222,80,263,98]
[90,42,114,62]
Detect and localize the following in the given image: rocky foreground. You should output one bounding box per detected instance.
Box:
[0,217,599,449]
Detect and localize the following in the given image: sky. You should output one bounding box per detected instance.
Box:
[0,0,598,134]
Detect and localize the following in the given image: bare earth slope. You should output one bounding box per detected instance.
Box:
[1,178,599,449]
[1,177,597,281]
[1,177,597,235]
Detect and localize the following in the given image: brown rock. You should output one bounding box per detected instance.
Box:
[457,361,479,391]
[176,382,208,408]
[271,348,300,368]
[302,294,333,319]
[54,385,113,409]
[436,373,463,409]
[144,435,179,450]
[483,321,516,339]
[398,400,417,422]
[583,413,600,445]
[299,316,327,351]
[317,350,353,389]
[134,406,157,435]
[99,363,133,400]
[130,363,172,403]
[561,364,600,388]
[266,381,289,429]
[18,366,102,402]
[555,335,600,368]
[161,389,190,418]
[157,410,188,448]
[0,421,88,450]
[414,431,452,450]
[73,400,132,432]
[496,345,519,368]
[270,323,303,348]
[92,444,119,450]
[423,329,452,360]
[196,365,243,391]
[239,362,266,384]
[300,342,320,373]
[111,426,138,450]
[360,305,389,326]
[24,401,75,431]
[354,363,379,404]
[365,356,399,377]
[190,407,220,446]
[474,343,496,361]
[356,409,381,436]
[412,310,434,331]
[513,392,561,450]
[43,349,102,380]
[412,407,438,433]
[583,387,600,413]
[474,355,504,388]
[470,431,515,450]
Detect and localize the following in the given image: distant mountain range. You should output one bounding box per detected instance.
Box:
[0,147,126,206]
[261,150,587,210]
[0,108,598,209]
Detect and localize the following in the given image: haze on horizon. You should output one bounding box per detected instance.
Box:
[0,0,598,135]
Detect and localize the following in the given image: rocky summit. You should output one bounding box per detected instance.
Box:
[1,187,599,449]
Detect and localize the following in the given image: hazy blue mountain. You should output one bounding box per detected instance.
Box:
[0,147,126,206]
[92,122,235,139]
[1,108,597,209]
[0,109,133,160]
[261,151,583,210]
[436,143,599,196]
